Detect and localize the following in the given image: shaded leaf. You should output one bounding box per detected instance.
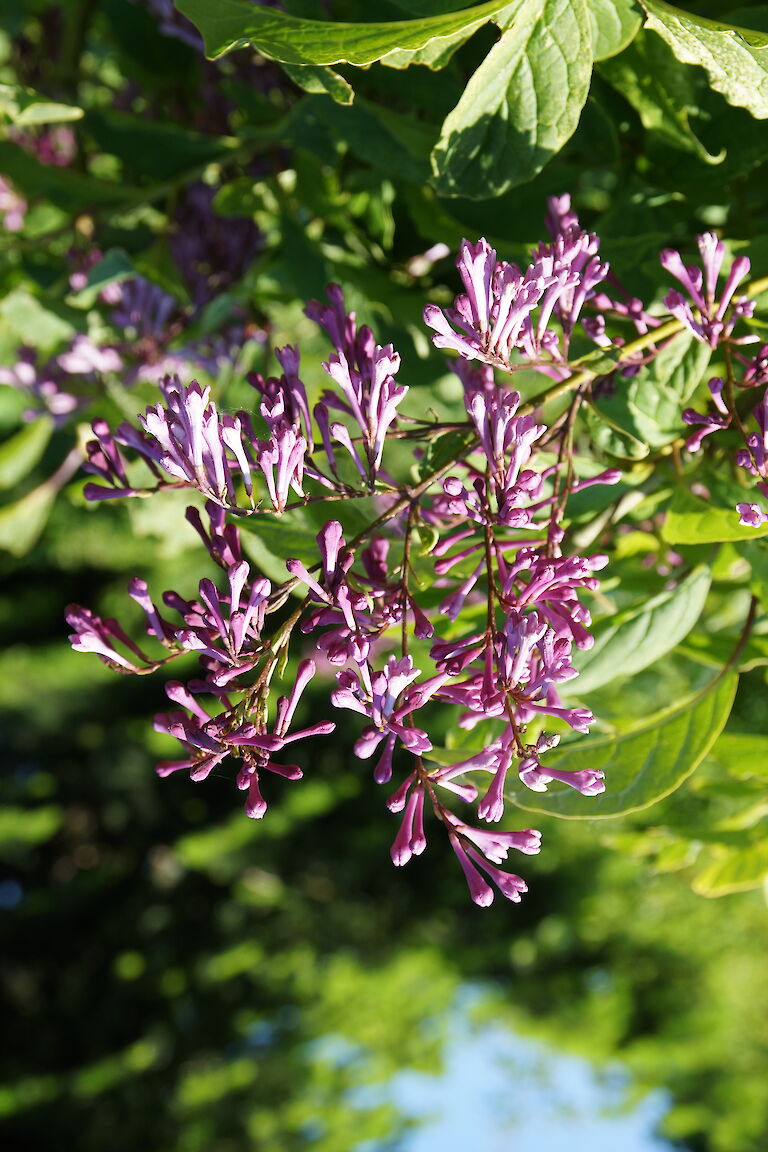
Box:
[627,330,711,446]
[83,110,236,181]
[508,673,736,818]
[431,0,593,198]
[642,0,768,119]
[600,31,723,162]
[0,141,142,212]
[417,428,476,480]
[584,392,650,460]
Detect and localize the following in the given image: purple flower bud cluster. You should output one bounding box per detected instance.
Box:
[66,196,767,906]
[682,342,768,526]
[661,233,754,348]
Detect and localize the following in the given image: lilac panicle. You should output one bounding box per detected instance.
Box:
[66,193,705,909]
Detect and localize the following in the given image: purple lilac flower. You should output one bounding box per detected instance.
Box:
[424,213,611,370]
[156,660,334,819]
[661,233,754,347]
[0,338,122,424]
[307,285,407,483]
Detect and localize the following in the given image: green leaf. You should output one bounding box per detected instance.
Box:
[0,418,53,490]
[0,482,56,556]
[380,17,487,70]
[508,673,736,818]
[584,393,650,460]
[431,0,593,198]
[417,428,476,480]
[176,0,510,65]
[692,840,768,896]
[565,565,711,696]
[662,489,768,545]
[0,83,83,126]
[240,508,320,585]
[278,63,354,105]
[600,31,724,162]
[588,0,642,61]
[705,731,768,781]
[642,0,768,119]
[627,330,711,447]
[0,290,75,354]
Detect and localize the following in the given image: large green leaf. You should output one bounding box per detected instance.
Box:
[642,0,768,119]
[584,392,650,460]
[564,565,711,696]
[508,673,736,818]
[176,0,510,64]
[83,110,237,181]
[662,489,768,545]
[588,0,642,61]
[431,0,593,198]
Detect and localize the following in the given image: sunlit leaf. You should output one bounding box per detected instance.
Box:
[431,0,593,197]
[508,673,736,818]
[565,565,711,696]
[0,482,56,556]
[0,83,83,126]
[588,0,643,60]
[176,0,511,64]
[662,489,768,545]
[642,0,768,119]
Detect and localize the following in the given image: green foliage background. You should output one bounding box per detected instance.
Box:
[2,1,768,1149]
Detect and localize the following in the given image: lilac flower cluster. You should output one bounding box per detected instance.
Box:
[659,234,768,524]
[66,197,767,907]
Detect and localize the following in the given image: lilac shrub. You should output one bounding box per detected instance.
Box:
[65,197,768,906]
